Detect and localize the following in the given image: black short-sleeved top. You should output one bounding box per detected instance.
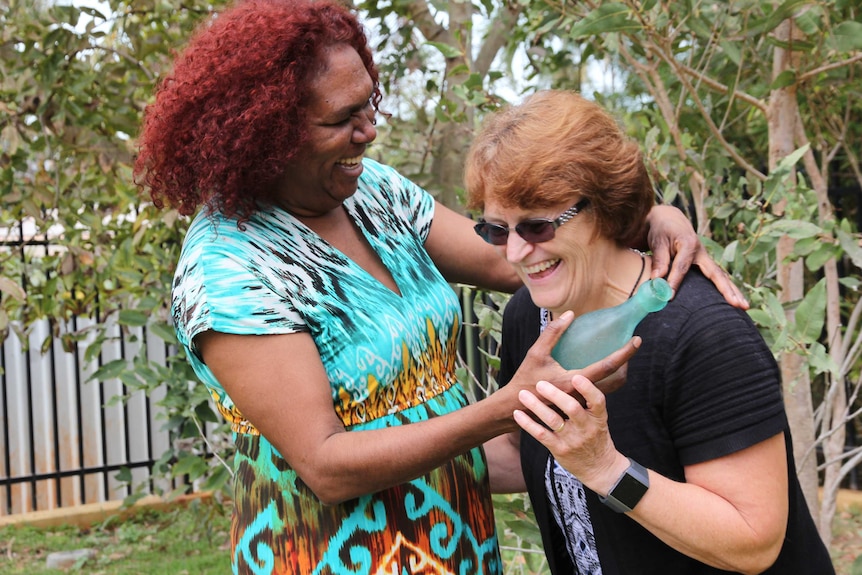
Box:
[499,269,834,574]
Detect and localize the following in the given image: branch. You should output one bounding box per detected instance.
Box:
[797,52,862,84]
[662,52,766,113]
[648,43,767,181]
[404,0,449,44]
[473,3,524,77]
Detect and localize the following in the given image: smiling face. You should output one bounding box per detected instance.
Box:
[272,44,377,217]
[482,198,648,316]
[482,198,610,316]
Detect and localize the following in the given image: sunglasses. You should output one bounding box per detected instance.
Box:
[474,199,590,246]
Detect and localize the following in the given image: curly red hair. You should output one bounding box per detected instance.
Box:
[134,0,381,220]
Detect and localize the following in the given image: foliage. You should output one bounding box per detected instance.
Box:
[0,0,234,499]
[514,0,862,544]
[3,0,862,567]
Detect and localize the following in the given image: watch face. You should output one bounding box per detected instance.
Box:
[613,472,649,508]
[601,459,649,512]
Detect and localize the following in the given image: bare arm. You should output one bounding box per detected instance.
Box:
[484,432,524,493]
[427,201,748,308]
[425,200,522,292]
[195,315,639,505]
[515,377,788,575]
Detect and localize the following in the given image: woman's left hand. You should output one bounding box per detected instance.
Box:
[644,205,748,310]
[514,376,629,493]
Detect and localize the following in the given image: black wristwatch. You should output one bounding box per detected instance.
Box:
[599,458,650,513]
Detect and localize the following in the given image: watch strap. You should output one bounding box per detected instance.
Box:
[599,457,650,513]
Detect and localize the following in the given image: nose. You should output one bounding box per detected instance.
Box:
[504,232,534,263]
[353,108,377,143]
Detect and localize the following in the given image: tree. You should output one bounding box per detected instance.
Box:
[520,0,862,545]
[357,0,526,207]
[1,0,233,499]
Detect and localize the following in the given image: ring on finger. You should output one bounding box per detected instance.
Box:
[553,420,565,433]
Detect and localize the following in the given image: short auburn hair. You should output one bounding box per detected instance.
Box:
[134,0,381,220]
[465,90,654,247]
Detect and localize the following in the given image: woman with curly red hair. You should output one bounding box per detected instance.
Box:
[134,1,747,573]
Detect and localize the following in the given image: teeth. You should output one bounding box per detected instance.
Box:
[336,156,362,166]
[524,259,559,274]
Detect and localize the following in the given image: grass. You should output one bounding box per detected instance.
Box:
[0,500,231,574]
[1,496,861,574]
[831,504,862,575]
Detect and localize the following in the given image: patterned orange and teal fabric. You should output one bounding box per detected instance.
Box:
[172,159,502,575]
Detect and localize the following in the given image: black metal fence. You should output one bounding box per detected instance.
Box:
[0,306,496,518]
[0,313,192,516]
[0,280,497,519]
[0,219,200,517]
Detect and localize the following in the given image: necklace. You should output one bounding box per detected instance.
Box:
[628,250,646,299]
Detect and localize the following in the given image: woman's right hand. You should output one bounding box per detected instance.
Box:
[503,310,641,407]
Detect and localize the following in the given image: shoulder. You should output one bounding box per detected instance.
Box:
[500,286,542,370]
[503,286,540,323]
[358,158,423,199]
[637,266,780,404]
[356,159,434,227]
[651,267,752,337]
[666,267,729,311]
[178,208,285,268]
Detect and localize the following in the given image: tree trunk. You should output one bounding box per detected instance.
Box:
[768,19,821,524]
[795,109,846,545]
[431,0,472,207]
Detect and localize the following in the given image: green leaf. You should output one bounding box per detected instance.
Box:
[118,309,149,327]
[805,243,837,271]
[764,219,822,240]
[747,308,774,328]
[150,321,179,344]
[719,41,742,66]
[837,228,862,270]
[832,21,862,52]
[115,466,133,483]
[749,0,816,37]
[172,454,208,479]
[807,342,839,377]
[0,277,26,302]
[770,69,796,90]
[794,8,823,36]
[793,278,825,344]
[201,464,232,492]
[425,41,462,59]
[88,358,128,382]
[721,241,739,265]
[569,3,642,39]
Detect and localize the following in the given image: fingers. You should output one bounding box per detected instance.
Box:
[663,237,698,292]
[650,229,749,310]
[514,377,606,438]
[514,382,577,438]
[533,310,575,353]
[694,251,750,310]
[593,364,628,396]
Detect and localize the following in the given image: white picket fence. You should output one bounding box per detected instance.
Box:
[0,315,178,516]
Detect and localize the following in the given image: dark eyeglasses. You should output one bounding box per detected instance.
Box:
[474,199,590,246]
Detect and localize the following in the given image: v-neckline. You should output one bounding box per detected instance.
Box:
[280,203,403,298]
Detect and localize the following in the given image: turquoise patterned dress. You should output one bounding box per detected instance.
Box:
[172,159,502,575]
